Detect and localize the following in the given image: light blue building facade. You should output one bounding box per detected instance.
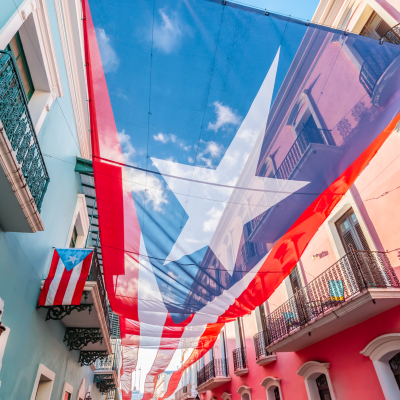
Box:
[0,0,120,399]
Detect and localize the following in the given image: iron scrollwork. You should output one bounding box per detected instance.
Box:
[44,304,93,321]
[79,351,108,366]
[63,328,103,351]
[96,379,116,395]
[94,373,113,383]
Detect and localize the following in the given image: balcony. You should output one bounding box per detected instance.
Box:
[40,250,119,365]
[0,50,49,232]
[175,383,196,400]
[265,248,400,352]
[253,331,276,366]
[380,23,400,45]
[93,340,120,395]
[247,126,343,244]
[232,347,248,376]
[196,358,231,394]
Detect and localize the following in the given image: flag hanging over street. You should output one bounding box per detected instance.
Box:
[81,0,400,398]
[38,249,94,306]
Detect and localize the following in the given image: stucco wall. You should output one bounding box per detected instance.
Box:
[0,0,102,398]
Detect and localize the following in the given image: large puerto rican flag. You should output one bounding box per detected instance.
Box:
[38,249,94,306]
[81,0,400,398]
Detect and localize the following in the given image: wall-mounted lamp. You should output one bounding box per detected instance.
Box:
[0,310,6,337]
[84,392,92,400]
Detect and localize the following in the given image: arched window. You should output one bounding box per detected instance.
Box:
[361,333,400,400]
[260,377,283,400]
[238,385,252,400]
[297,361,336,400]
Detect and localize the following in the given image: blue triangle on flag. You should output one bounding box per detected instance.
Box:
[56,248,93,272]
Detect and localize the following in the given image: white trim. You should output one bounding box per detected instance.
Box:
[0,0,63,133]
[297,361,336,400]
[66,194,90,248]
[30,364,55,400]
[77,378,85,400]
[361,334,400,400]
[261,377,283,400]
[0,121,44,232]
[237,385,252,399]
[54,0,91,158]
[61,382,73,400]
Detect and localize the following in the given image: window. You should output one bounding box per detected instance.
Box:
[63,392,71,400]
[6,32,34,101]
[336,209,370,252]
[237,317,245,348]
[316,374,332,400]
[69,226,78,248]
[389,352,400,389]
[30,364,55,400]
[297,361,337,400]
[289,266,302,294]
[360,11,390,39]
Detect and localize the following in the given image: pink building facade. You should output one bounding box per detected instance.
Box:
[188,2,400,400]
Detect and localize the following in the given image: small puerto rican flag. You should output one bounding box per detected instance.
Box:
[38,248,94,306]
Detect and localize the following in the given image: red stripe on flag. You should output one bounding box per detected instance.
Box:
[54,267,74,305]
[71,252,93,305]
[38,250,60,306]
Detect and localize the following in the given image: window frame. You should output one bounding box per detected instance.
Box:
[30,364,55,400]
[61,382,73,400]
[6,31,35,100]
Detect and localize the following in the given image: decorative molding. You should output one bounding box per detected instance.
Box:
[361,334,400,362]
[29,363,55,400]
[79,351,108,366]
[77,378,85,400]
[54,0,91,158]
[43,304,93,321]
[63,327,103,351]
[0,122,44,232]
[66,193,90,247]
[61,382,73,400]
[261,377,283,400]
[221,392,232,400]
[237,385,252,396]
[297,361,336,400]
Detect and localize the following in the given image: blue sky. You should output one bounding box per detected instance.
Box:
[237,0,320,21]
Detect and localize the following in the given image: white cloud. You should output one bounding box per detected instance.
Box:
[117,130,168,212]
[208,101,241,132]
[188,156,194,164]
[95,28,119,73]
[203,206,223,233]
[153,133,169,143]
[153,9,185,53]
[196,140,224,168]
[118,130,135,162]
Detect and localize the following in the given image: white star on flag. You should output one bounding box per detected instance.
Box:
[67,254,79,264]
[152,49,309,274]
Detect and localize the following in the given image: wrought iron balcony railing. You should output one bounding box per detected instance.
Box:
[253,331,273,361]
[197,358,229,387]
[175,383,193,400]
[380,23,400,45]
[266,247,400,346]
[232,347,248,371]
[0,50,49,211]
[95,341,120,373]
[88,249,113,336]
[274,126,332,181]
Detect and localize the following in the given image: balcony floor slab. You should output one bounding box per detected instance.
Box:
[267,288,400,352]
[256,354,277,366]
[234,368,249,376]
[196,377,232,394]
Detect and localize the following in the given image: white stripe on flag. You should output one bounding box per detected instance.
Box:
[45,259,65,306]
[63,260,84,305]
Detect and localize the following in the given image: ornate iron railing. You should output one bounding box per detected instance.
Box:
[232,347,248,371]
[175,383,193,400]
[0,50,49,211]
[274,127,331,181]
[266,247,400,346]
[95,340,120,373]
[88,249,111,335]
[197,358,229,387]
[380,23,400,45]
[253,331,272,361]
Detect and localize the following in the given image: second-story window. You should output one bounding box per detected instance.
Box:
[360,11,390,39]
[289,266,302,294]
[69,226,78,248]
[6,32,35,101]
[336,209,370,252]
